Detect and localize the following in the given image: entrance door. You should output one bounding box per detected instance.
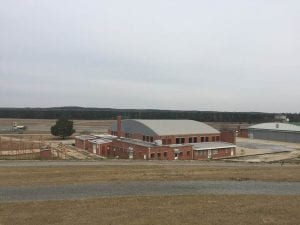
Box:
[174,153,179,160]
[93,145,96,154]
[207,150,212,159]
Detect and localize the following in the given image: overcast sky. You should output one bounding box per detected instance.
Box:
[0,0,299,112]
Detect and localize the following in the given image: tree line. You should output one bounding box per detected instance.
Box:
[0,107,299,123]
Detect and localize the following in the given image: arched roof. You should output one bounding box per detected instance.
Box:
[249,123,300,132]
[111,119,220,136]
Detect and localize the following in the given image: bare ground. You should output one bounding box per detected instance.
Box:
[0,195,299,225]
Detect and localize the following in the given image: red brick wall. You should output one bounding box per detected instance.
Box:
[75,138,95,150]
[40,149,52,159]
[109,132,221,145]
[75,139,84,149]
[76,137,235,160]
[237,129,249,138]
[108,140,194,160]
[211,148,235,158]
[193,150,209,160]
[147,145,193,160]
[86,142,111,156]
[220,131,236,144]
[193,147,235,160]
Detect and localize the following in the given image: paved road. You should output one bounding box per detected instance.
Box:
[0,160,295,167]
[1,181,300,202]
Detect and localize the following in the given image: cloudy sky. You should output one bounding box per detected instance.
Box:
[0,0,299,112]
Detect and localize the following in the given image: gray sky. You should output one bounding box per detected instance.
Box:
[0,0,299,112]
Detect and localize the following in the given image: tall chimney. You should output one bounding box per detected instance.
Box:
[117,116,122,138]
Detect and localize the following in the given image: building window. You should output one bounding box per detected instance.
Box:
[125,133,130,138]
[212,136,216,142]
[157,153,161,158]
[163,152,168,158]
[187,151,190,157]
[189,137,193,143]
[143,136,146,141]
[193,137,197,143]
[205,137,209,142]
[162,139,166,145]
[213,150,218,155]
[201,137,205,142]
[216,136,220,141]
[150,137,154,142]
[150,153,155,159]
[176,137,185,144]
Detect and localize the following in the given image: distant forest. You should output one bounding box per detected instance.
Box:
[0,107,299,123]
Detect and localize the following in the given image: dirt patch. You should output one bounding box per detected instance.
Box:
[0,195,299,225]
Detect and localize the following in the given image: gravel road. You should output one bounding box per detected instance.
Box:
[1,181,299,202]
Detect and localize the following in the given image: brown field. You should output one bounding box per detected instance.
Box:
[1,195,299,225]
[0,138,41,150]
[0,164,299,187]
[0,118,114,134]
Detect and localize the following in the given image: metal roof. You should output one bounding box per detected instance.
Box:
[75,135,98,141]
[89,139,112,144]
[111,119,220,136]
[193,142,236,151]
[249,123,300,132]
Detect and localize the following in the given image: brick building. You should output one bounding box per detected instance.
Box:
[75,117,236,160]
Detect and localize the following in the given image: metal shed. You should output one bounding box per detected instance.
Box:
[248,123,300,143]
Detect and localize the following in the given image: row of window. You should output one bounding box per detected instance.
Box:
[176,136,220,144]
[150,152,168,159]
[150,151,191,159]
[112,146,128,153]
[195,150,219,156]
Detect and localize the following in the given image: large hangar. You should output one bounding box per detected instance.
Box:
[248,122,300,143]
[109,119,221,144]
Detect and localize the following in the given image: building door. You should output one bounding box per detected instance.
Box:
[93,145,96,154]
[128,147,133,159]
[207,150,212,159]
[174,153,179,160]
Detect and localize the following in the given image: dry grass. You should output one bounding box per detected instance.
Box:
[0,153,40,160]
[0,138,41,150]
[0,195,299,225]
[0,164,300,187]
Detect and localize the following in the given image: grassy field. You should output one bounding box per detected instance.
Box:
[0,164,300,187]
[1,195,299,225]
